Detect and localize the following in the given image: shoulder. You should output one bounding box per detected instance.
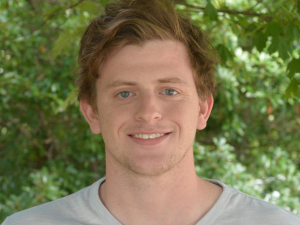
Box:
[2,188,88,225]
[2,179,105,225]
[227,187,300,224]
[208,180,300,225]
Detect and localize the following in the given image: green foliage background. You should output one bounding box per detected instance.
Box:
[1,0,300,222]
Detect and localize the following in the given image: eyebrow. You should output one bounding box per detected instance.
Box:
[105,77,188,90]
[105,81,137,90]
[157,77,188,85]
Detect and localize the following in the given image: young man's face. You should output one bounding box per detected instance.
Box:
[81,40,213,176]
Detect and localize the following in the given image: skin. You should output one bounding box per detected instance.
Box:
[81,39,222,225]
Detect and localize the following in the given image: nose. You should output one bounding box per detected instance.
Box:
[135,93,162,122]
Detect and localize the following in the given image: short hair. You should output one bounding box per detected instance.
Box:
[77,0,219,109]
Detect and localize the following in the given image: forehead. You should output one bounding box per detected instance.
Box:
[101,40,191,71]
[97,40,195,90]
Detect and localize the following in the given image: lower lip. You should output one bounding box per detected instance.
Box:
[129,133,170,146]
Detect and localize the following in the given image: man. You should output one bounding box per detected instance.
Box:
[3,0,300,224]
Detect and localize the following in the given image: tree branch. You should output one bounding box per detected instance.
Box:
[174,0,272,21]
[37,0,85,31]
[2,0,86,44]
[25,0,38,12]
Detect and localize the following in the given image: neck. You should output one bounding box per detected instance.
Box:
[99,149,222,225]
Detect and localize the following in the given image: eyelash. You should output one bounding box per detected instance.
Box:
[161,89,178,96]
[117,91,134,99]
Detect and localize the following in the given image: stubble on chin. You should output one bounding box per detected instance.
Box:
[108,144,193,177]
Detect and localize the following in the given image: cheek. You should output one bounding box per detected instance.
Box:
[98,105,130,134]
[165,101,199,129]
[166,99,198,117]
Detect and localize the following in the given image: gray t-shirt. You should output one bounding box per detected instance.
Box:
[2,177,300,225]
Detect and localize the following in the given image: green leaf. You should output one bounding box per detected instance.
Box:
[100,0,110,7]
[216,44,234,64]
[285,78,300,99]
[77,1,101,15]
[279,6,294,21]
[254,31,267,52]
[287,58,300,78]
[204,1,218,21]
[51,30,75,58]
[285,23,300,42]
[268,36,291,60]
[55,88,79,114]
[265,21,283,37]
[43,5,63,18]
[236,15,249,28]
[0,22,7,30]
[268,36,279,54]
[277,37,291,60]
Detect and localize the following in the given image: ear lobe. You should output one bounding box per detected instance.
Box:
[197,95,214,130]
[80,100,101,134]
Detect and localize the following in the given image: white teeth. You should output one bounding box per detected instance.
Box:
[132,133,165,139]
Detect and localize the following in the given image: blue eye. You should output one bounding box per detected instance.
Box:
[118,91,132,98]
[163,89,177,96]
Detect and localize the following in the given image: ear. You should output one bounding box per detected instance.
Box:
[80,100,101,134]
[197,94,214,130]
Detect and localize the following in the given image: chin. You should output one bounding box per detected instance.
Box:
[122,155,181,177]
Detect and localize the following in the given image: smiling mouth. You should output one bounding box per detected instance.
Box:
[129,133,170,139]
